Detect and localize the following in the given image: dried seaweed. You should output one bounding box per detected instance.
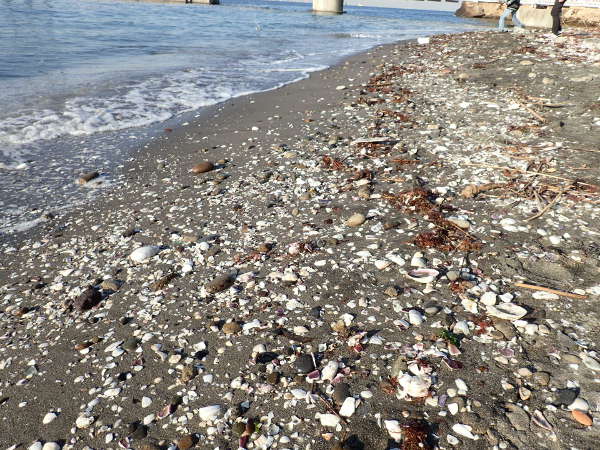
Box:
[402,420,432,450]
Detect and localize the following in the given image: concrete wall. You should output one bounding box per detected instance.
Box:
[456,2,600,28]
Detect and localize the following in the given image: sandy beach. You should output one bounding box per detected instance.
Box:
[1,27,600,450]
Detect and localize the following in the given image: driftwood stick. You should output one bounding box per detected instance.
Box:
[520,103,546,122]
[525,191,564,221]
[514,282,588,300]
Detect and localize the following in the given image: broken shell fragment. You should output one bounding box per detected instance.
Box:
[406,268,439,284]
[486,303,527,321]
[198,405,221,422]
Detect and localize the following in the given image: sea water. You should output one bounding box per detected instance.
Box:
[0,0,485,235]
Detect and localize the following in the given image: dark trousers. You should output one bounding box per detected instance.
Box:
[551,0,565,35]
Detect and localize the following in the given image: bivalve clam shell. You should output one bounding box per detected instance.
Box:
[406,268,439,284]
[129,245,160,263]
[486,303,527,321]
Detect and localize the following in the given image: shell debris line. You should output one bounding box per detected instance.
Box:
[1,29,600,449]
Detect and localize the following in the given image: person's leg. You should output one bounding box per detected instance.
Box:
[551,2,563,35]
[498,8,511,30]
[512,9,524,28]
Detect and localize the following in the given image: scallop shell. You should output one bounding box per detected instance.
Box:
[486,303,527,321]
[406,268,439,284]
[129,245,160,263]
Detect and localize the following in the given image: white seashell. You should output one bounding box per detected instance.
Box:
[198,405,221,421]
[142,396,152,408]
[486,303,527,321]
[346,213,366,227]
[455,378,468,392]
[532,409,553,431]
[143,414,155,425]
[532,291,559,300]
[242,319,261,332]
[399,374,431,398]
[451,423,477,440]
[448,402,459,415]
[568,398,589,412]
[447,434,459,445]
[408,309,424,326]
[317,413,341,427]
[453,320,470,335]
[374,260,391,270]
[41,444,60,450]
[355,250,371,258]
[75,415,94,429]
[360,390,373,399]
[581,354,600,371]
[288,243,301,255]
[384,420,403,441]
[339,397,356,417]
[321,361,339,381]
[28,443,42,450]
[129,246,160,263]
[290,389,307,400]
[386,253,406,266]
[480,292,497,306]
[43,412,58,425]
[104,388,121,397]
[411,253,427,267]
[406,268,439,284]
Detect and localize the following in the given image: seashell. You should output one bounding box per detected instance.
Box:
[384,420,402,441]
[408,309,424,326]
[581,354,600,371]
[455,378,468,392]
[406,268,439,284]
[568,398,589,412]
[451,423,476,440]
[480,292,497,306]
[321,361,339,381]
[532,410,553,431]
[448,402,459,415]
[317,413,341,427]
[157,403,173,419]
[486,303,527,321]
[75,415,94,429]
[290,389,307,400]
[129,246,160,263]
[374,260,391,270]
[386,253,406,266]
[410,252,427,267]
[288,242,301,255]
[43,412,58,425]
[399,374,431,398]
[117,437,131,449]
[339,397,356,417]
[453,320,470,335]
[198,405,221,421]
[572,409,592,426]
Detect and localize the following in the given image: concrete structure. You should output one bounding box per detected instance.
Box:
[313,0,344,13]
[457,0,600,28]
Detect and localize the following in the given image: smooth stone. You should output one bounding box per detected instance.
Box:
[222,322,242,335]
[176,434,197,449]
[345,213,366,227]
[296,354,315,374]
[572,410,593,426]
[206,274,234,293]
[191,161,214,174]
[446,271,460,282]
[74,286,102,312]
[555,388,578,406]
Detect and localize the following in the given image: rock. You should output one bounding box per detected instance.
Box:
[571,410,592,426]
[384,286,400,297]
[77,170,99,184]
[74,286,102,312]
[222,322,242,335]
[555,388,578,406]
[122,337,140,352]
[333,383,351,405]
[191,161,214,174]
[266,372,280,385]
[505,403,529,431]
[296,354,315,374]
[177,434,197,449]
[446,270,460,281]
[206,274,234,293]
[408,309,424,326]
[346,213,366,227]
[43,411,58,425]
[100,279,121,292]
[75,415,94,429]
[180,365,197,383]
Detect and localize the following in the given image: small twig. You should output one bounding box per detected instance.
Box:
[514,282,588,300]
[519,102,546,123]
[525,191,565,221]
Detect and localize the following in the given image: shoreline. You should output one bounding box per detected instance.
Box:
[1,28,600,449]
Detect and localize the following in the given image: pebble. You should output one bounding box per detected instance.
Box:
[505,403,530,431]
[191,161,214,174]
[345,213,366,227]
[408,309,424,326]
[206,274,234,293]
[176,434,197,449]
[42,411,58,425]
[296,354,315,374]
[222,322,242,335]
